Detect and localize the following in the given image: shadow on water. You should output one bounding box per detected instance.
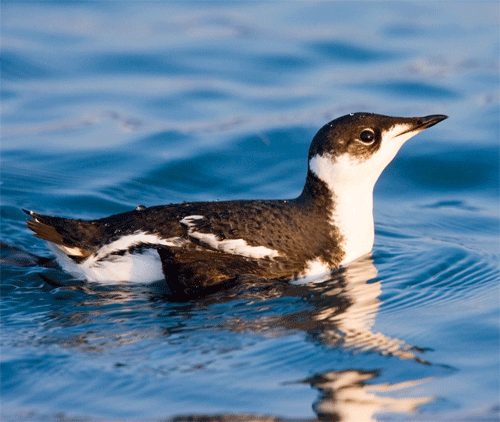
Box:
[1,245,441,421]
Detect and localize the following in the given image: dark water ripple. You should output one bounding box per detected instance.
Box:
[308,40,401,63]
[358,80,461,99]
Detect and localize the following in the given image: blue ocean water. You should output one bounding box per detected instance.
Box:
[1,2,499,421]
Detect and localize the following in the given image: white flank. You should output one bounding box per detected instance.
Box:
[292,257,332,284]
[309,123,420,266]
[181,214,280,259]
[83,249,164,284]
[50,231,187,284]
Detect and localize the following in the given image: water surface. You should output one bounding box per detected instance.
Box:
[1,2,499,421]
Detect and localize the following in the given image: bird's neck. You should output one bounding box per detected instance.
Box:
[298,160,376,266]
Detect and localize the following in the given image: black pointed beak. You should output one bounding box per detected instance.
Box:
[397,114,448,136]
[416,114,448,130]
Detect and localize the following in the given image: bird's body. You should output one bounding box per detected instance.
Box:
[25,112,447,297]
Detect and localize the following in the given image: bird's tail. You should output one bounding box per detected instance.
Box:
[24,209,98,261]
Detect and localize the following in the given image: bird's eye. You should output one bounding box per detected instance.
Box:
[359,129,375,143]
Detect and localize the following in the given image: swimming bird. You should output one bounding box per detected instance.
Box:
[25,112,447,297]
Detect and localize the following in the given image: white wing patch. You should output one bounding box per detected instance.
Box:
[189,232,281,259]
[181,215,281,259]
[180,215,204,228]
[92,232,186,261]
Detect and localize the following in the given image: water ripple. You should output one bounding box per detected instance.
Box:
[308,41,400,63]
[1,51,51,80]
[358,80,461,99]
[379,246,499,315]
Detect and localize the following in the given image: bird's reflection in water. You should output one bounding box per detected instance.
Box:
[205,256,425,362]
[306,369,432,422]
[170,369,432,421]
